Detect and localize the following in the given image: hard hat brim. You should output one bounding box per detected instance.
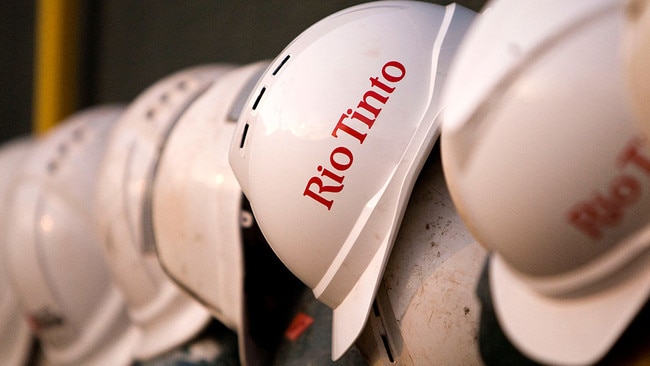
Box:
[133,294,212,360]
[328,108,443,360]
[490,243,650,366]
[331,235,390,360]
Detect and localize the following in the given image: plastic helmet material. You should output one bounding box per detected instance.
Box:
[625,0,650,138]
[152,61,275,365]
[2,106,137,366]
[95,64,233,360]
[441,0,650,365]
[355,145,486,366]
[0,138,34,366]
[229,1,476,359]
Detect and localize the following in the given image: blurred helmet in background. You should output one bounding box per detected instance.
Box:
[0,138,35,366]
[95,65,233,360]
[153,61,305,366]
[2,106,138,366]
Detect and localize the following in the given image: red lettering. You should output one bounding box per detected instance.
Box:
[567,176,642,240]
[382,61,406,82]
[350,110,376,130]
[311,60,406,210]
[592,192,625,226]
[303,177,343,210]
[331,111,367,144]
[330,147,353,171]
[568,202,605,240]
[567,136,647,240]
[357,90,387,120]
[618,136,650,174]
[318,165,344,184]
[610,175,642,206]
[370,76,395,94]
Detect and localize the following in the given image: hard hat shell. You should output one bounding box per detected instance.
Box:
[229,1,476,359]
[2,106,138,366]
[355,146,486,366]
[0,138,34,366]
[441,0,650,364]
[95,64,233,360]
[625,0,650,138]
[152,61,271,365]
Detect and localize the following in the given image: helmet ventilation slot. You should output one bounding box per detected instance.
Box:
[272,54,290,76]
[239,123,250,149]
[252,87,266,111]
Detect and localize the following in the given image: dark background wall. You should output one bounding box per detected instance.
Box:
[1,0,486,143]
[0,1,35,140]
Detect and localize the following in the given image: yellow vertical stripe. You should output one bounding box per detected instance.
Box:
[33,0,81,135]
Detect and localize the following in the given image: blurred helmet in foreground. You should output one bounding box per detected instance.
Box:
[3,106,137,366]
[441,0,650,364]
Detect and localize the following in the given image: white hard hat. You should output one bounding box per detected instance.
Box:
[625,0,650,138]
[2,106,138,366]
[152,61,298,366]
[355,146,486,366]
[95,64,233,360]
[229,1,476,359]
[0,138,35,366]
[441,0,650,365]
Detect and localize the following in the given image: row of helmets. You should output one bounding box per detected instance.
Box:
[0,60,314,366]
[0,0,649,365]
[228,0,650,365]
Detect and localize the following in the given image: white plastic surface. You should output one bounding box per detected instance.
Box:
[229,1,476,359]
[152,61,269,366]
[0,138,34,366]
[95,65,232,360]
